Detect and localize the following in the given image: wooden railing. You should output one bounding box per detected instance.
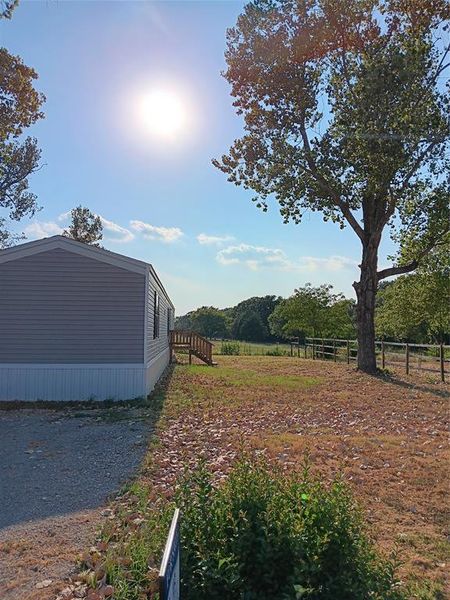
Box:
[304,337,449,381]
[170,330,214,365]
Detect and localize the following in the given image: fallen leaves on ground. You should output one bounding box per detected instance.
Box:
[60,356,449,598]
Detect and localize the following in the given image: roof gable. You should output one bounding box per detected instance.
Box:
[0,235,148,275]
[0,236,174,308]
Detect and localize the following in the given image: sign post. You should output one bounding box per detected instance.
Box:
[159,509,180,600]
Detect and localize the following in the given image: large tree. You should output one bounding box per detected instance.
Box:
[214,0,449,373]
[0,45,45,247]
[189,306,229,339]
[232,309,268,341]
[231,294,281,340]
[63,205,103,246]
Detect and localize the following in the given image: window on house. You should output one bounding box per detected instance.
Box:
[153,291,160,339]
[167,307,172,335]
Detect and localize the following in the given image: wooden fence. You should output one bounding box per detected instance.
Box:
[298,338,449,382]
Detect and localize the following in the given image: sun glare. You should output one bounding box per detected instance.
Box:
[140,89,187,138]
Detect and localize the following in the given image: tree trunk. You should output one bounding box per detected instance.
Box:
[353,240,379,374]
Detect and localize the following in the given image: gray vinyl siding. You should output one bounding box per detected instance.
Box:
[146,271,173,363]
[0,248,145,363]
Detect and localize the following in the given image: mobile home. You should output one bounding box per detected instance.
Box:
[0,235,174,401]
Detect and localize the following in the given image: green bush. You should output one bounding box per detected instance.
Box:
[175,459,404,600]
[221,341,241,355]
[265,346,289,356]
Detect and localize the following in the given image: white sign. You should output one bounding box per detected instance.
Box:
[159,509,180,600]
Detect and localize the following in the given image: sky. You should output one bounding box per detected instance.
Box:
[0,0,397,315]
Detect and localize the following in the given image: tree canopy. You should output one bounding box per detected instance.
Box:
[63,206,103,246]
[175,288,357,342]
[268,283,356,340]
[175,273,448,345]
[232,310,268,342]
[0,47,45,247]
[214,0,449,372]
[376,244,449,343]
[175,296,282,341]
[231,295,281,341]
[189,307,229,339]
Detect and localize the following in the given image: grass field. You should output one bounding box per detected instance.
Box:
[79,355,448,600]
[212,338,293,356]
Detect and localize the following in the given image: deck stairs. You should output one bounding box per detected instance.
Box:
[170,330,216,366]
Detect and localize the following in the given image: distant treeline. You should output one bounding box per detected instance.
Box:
[175,295,283,343]
[176,273,449,345]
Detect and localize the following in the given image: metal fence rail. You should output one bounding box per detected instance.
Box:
[304,338,449,382]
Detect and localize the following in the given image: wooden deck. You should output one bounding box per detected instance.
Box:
[170,330,216,366]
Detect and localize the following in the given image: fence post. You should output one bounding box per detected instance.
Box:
[347,340,350,364]
[304,343,307,359]
[312,339,315,360]
[333,339,336,362]
[405,343,409,375]
[322,338,324,360]
[381,340,385,369]
[297,339,300,358]
[440,344,445,383]
[290,343,293,357]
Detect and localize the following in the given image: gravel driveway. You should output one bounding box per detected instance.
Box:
[0,407,153,599]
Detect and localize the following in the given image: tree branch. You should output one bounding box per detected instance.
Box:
[377,234,449,281]
[298,116,365,241]
[383,189,397,224]
[337,198,366,241]
[338,34,359,106]
[396,140,439,194]
[434,43,450,81]
[377,261,420,280]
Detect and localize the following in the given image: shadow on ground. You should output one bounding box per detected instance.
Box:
[376,372,449,399]
[0,366,171,531]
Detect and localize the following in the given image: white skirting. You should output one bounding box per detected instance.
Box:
[0,349,171,401]
[144,347,171,395]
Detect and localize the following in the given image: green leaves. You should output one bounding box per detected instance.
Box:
[216,0,449,235]
[268,283,356,339]
[221,341,241,355]
[0,47,45,141]
[175,457,405,600]
[0,47,45,246]
[63,205,103,246]
[376,244,449,343]
[190,307,229,339]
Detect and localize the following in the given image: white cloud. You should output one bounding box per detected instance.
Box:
[217,244,288,269]
[58,211,134,243]
[295,255,358,272]
[57,211,71,222]
[197,233,234,246]
[216,244,357,273]
[24,221,63,239]
[25,213,134,244]
[99,216,134,243]
[130,220,184,243]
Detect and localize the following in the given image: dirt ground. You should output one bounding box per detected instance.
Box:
[0,407,152,600]
[142,356,449,597]
[2,356,448,599]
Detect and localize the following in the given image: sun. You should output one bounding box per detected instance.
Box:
[140,89,187,138]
